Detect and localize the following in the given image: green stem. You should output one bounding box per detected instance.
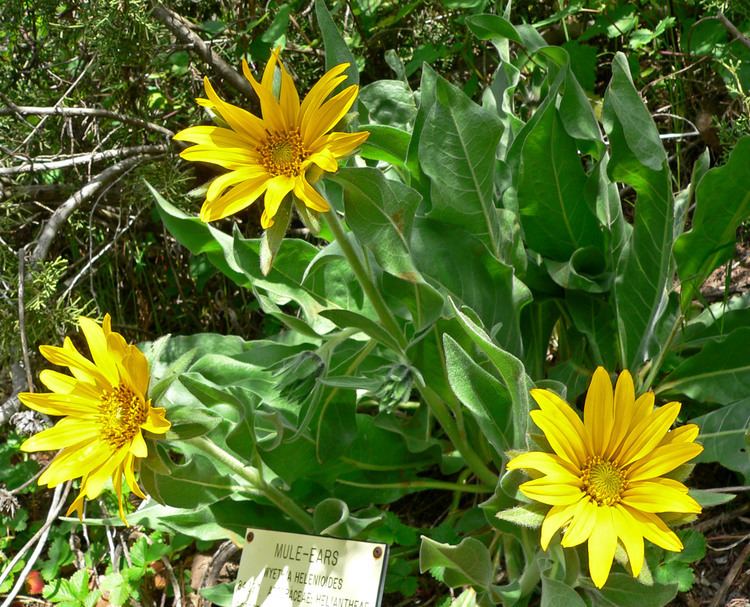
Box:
[187,436,314,533]
[641,312,683,392]
[336,478,493,494]
[325,210,407,351]
[415,380,498,487]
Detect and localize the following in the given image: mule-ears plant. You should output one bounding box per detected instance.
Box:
[52,1,748,605]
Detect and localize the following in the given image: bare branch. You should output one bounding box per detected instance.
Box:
[151,3,254,99]
[30,151,167,264]
[17,246,33,392]
[0,101,174,138]
[0,482,71,606]
[12,56,96,154]
[717,12,750,51]
[0,143,167,175]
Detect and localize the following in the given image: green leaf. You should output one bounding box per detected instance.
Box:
[691,398,750,482]
[585,573,677,607]
[316,391,357,462]
[99,572,134,607]
[312,498,382,537]
[319,309,402,351]
[199,582,236,607]
[259,196,293,276]
[541,576,586,607]
[359,125,411,167]
[315,0,358,85]
[443,334,511,456]
[419,77,503,255]
[689,489,735,508]
[332,168,422,281]
[465,14,522,49]
[658,328,750,404]
[674,137,750,307]
[412,218,530,355]
[451,588,479,607]
[359,80,417,129]
[141,449,237,508]
[449,300,531,449]
[603,53,673,368]
[419,536,493,589]
[496,503,547,529]
[517,101,603,261]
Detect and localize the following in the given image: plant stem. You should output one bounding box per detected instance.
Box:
[415,380,498,487]
[336,478,493,494]
[324,210,407,351]
[187,436,314,533]
[642,312,683,392]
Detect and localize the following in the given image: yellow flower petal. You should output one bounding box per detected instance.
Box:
[199,175,270,222]
[622,480,702,513]
[82,445,129,499]
[299,63,350,122]
[312,131,370,158]
[612,505,645,577]
[519,477,584,505]
[302,85,359,146]
[261,174,296,228]
[540,497,585,549]
[530,409,586,468]
[530,388,588,462]
[18,391,98,417]
[507,451,580,479]
[658,423,699,446]
[626,442,703,482]
[560,498,597,547]
[206,168,267,202]
[584,367,614,456]
[39,440,111,487]
[142,407,171,435]
[21,417,99,452]
[124,453,147,499]
[202,76,265,142]
[588,506,617,588]
[78,316,120,386]
[617,401,681,466]
[179,144,259,170]
[607,369,634,457]
[623,506,683,552]
[293,178,330,213]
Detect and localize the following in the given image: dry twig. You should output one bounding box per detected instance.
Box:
[0,143,167,176]
[151,3,254,99]
[30,149,168,264]
[0,101,174,138]
[710,538,750,607]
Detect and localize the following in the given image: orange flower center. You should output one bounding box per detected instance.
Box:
[98,384,148,449]
[259,129,306,177]
[581,456,627,506]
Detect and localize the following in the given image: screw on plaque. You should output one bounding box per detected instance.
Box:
[246,531,255,542]
[373,546,383,559]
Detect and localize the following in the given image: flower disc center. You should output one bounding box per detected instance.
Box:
[99,384,148,449]
[259,129,306,177]
[581,456,626,505]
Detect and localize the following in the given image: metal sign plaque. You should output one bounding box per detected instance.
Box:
[232,528,388,607]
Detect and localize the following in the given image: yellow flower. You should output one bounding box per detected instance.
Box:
[174,48,369,227]
[507,367,702,589]
[19,315,170,524]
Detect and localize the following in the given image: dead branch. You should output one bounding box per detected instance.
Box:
[0,143,167,175]
[717,12,750,51]
[151,3,254,99]
[0,101,174,138]
[30,150,167,264]
[709,537,750,607]
[17,246,33,392]
[12,56,96,154]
